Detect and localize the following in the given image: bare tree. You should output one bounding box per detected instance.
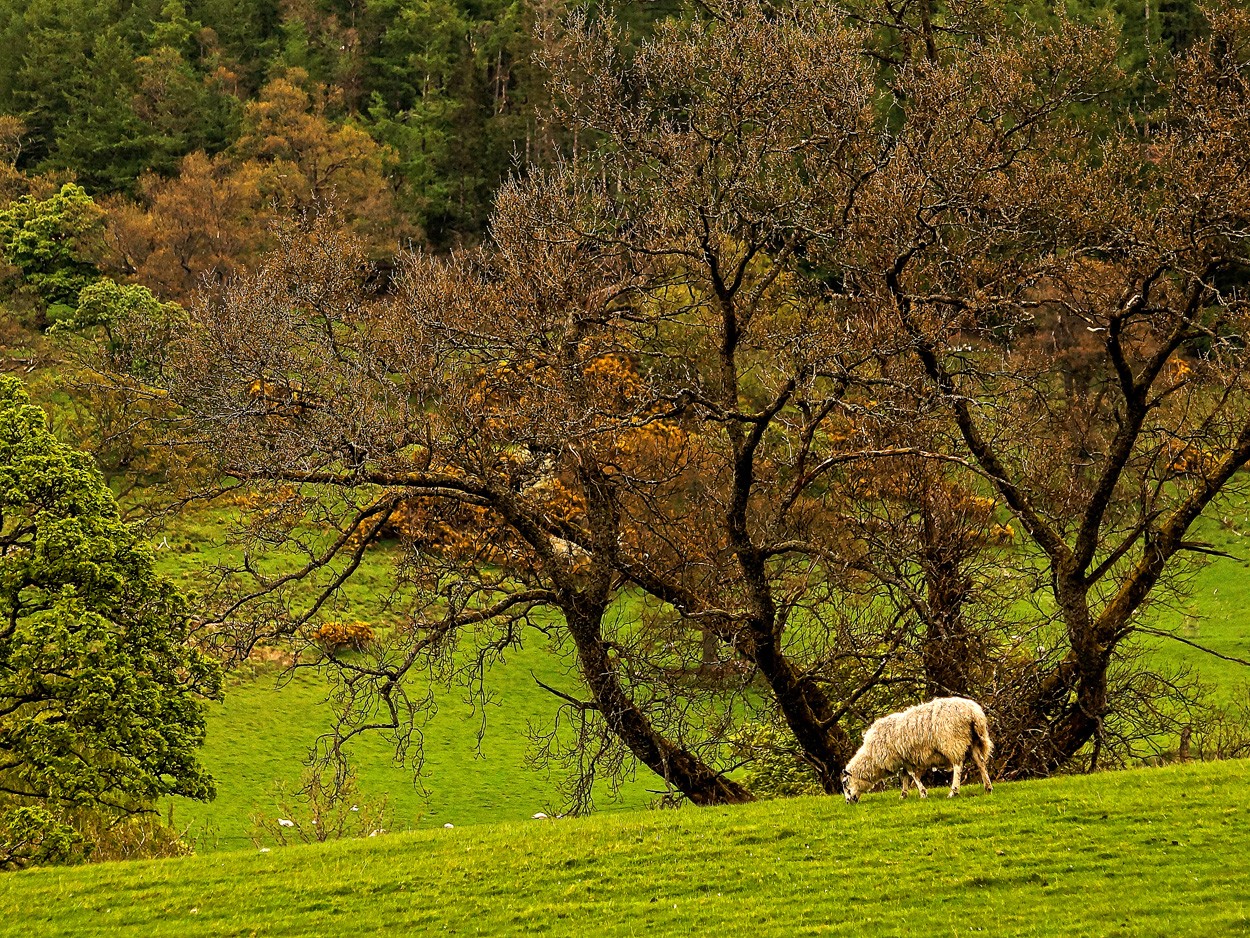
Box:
[839,5,1250,774]
[89,2,1250,806]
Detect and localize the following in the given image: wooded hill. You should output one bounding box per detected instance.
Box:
[0,0,1207,248]
[0,0,689,247]
[2,0,1249,872]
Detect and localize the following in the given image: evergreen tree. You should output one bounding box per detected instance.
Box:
[0,376,220,868]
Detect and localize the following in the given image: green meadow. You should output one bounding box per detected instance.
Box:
[153,494,1250,849]
[4,759,1247,937]
[1144,509,1250,698]
[178,641,655,851]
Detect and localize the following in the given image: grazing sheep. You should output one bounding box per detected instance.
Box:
[841,697,993,803]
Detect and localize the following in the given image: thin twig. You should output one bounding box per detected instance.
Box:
[1135,626,1250,668]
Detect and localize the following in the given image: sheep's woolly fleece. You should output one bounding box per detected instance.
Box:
[843,696,993,801]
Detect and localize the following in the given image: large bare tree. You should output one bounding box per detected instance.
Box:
[90,2,1250,804]
[838,4,1250,773]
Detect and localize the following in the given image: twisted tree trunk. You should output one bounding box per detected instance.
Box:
[564,597,753,805]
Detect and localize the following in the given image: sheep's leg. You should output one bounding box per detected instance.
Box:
[948,763,962,798]
[900,772,910,799]
[973,750,993,794]
[908,770,927,799]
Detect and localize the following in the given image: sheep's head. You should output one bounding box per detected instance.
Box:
[841,768,863,804]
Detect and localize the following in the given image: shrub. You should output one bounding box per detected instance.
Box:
[249,769,394,847]
[311,621,375,653]
[0,804,191,870]
[72,808,193,863]
[731,722,824,799]
[0,807,84,871]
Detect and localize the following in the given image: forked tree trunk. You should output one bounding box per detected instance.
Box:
[564,602,753,806]
[995,644,1110,778]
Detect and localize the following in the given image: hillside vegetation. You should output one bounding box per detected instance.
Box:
[157,495,1249,848]
[3,759,1247,937]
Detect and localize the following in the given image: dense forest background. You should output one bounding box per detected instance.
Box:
[0,0,1206,275]
[0,0,691,254]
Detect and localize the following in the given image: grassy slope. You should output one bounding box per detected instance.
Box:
[179,644,653,851]
[163,495,1249,848]
[4,759,1248,937]
[155,507,652,848]
[1145,508,1250,697]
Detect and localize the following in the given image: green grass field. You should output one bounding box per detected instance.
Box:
[154,495,1250,849]
[1144,510,1250,697]
[153,505,654,849]
[4,759,1247,937]
[178,642,654,851]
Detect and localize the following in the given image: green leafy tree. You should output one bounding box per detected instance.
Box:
[0,377,220,868]
[0,183,103,327]
[65,278,187,381]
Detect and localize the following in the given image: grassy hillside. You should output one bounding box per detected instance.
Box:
[157,496,1250,850]
[153,505,654,849]
[3,759,1248,937]
[1146,510,1250,697]
[178,646,654,851]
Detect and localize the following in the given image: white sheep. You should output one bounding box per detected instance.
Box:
[841,696,994,803]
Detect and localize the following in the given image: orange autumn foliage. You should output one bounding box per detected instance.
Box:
[101,70,405,302]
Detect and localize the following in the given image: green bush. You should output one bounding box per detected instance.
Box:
[0,376,221,869]
[731,722,824,799]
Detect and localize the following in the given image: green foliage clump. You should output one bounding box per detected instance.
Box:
[731,722,824,799]
[0,183,102,321]
[0,376,221,869]
[0,806,84,869]
[60,277,186,380]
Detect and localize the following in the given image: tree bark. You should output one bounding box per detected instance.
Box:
[996,583,1111,777]
[564,598,753,805]
[747,625,855,793]
[920,552,974,698]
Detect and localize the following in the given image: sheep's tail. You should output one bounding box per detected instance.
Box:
[970,707,993,762]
